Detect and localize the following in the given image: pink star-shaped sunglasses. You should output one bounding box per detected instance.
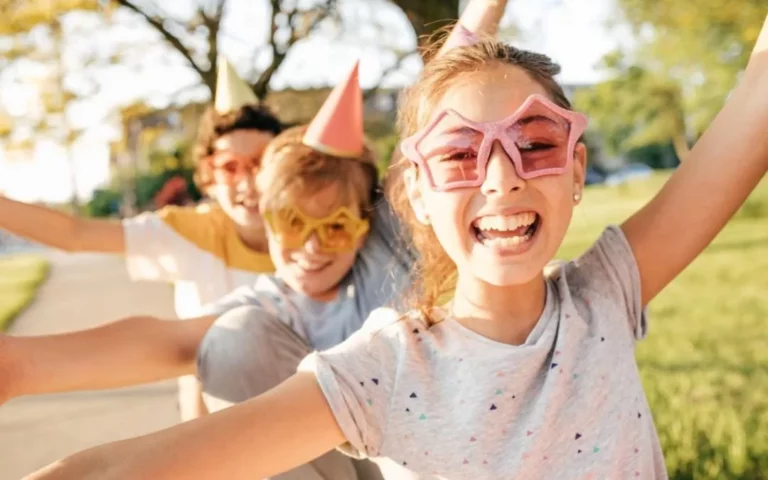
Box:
[400,94,588,191]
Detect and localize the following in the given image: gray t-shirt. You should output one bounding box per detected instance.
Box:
[298,226,668,479]
[202,196,413,350]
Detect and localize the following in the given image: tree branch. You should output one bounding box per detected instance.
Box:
[113,0,209,88]
[363,49,418,100]
[253,0,336,98]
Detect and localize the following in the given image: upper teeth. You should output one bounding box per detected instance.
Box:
[475,212,536,231]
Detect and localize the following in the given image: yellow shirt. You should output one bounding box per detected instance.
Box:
[122,203,274,318]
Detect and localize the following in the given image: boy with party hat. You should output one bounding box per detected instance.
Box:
[1,60,412,480]
[0,55,283,421]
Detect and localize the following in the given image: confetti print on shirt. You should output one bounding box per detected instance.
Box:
[575,433,582,440]
[469,436,477,442]
[410,392,418,399]
[551,363,559,369]
[593,446,600,453]
[419,414,427,420]
[366,399,373,406]
[412,328,419,334]
[490,404,497,411]
[601,336,605,342]
[371,378,379,385]
[495,389,502,395]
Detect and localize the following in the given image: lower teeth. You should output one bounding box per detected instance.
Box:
[481,232,532,247]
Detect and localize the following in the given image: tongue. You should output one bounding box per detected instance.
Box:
[480,225,529,239]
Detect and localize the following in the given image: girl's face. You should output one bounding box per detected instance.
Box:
[407,64,587,286]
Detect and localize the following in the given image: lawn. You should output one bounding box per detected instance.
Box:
[559,173,768,479]
[0,254,50,332]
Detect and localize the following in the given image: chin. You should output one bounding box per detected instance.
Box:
[463,257,549,287]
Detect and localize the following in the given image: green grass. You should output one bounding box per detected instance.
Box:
[0,255,50,332]
[559,173,768,480]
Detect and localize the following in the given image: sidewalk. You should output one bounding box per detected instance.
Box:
[0,251,179,479]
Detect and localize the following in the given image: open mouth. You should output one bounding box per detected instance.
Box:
[471,211,541,251]
[235,197,259,212]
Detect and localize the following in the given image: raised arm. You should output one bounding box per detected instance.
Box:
[25,373,345,480]
[0,195,125,253]
[457,0,509,37]
[0,314,215,404]
[622,14,768,305]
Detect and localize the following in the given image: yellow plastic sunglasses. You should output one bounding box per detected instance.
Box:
[264,205,370,252]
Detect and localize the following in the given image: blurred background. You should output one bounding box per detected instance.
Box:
[0,1,766,479]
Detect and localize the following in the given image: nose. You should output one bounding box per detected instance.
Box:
[480,141,525,196]
[302,230,322,254]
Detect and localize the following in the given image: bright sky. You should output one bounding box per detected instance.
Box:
[0,0,630,203]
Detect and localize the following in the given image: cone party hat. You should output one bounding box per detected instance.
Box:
[214,55,259,114]
[302,61,363,158]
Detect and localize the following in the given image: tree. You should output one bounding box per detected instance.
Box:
[574,53,690,161]
[102,0,458,99]
[584,0,766,160]
[0,1,102,210]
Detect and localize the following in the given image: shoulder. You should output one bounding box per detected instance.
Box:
[157,204,227,254]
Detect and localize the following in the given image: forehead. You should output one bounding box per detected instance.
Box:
[434,63,551,123]
[213,129,275,157]
[290,182,361,219]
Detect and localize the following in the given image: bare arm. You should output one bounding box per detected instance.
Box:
[25,373,345,480]
[622,14,768,305]
[0,195,125,253]
[1,314,215,402]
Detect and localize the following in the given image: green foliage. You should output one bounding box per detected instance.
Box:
[586,0,766,160]
[573,61,686,159]
[558,173,768,479]
[86,167,202,217]
[0,255,49,331]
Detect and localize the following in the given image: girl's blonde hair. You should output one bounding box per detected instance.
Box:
[388,34,574,323]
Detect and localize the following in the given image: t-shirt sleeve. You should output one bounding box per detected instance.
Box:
[122,205,219,283]
[567,225,648,340]
[297,307,402,458]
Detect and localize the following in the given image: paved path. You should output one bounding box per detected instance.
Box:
[0,251,179,479]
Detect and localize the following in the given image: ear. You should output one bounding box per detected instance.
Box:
[404,168,430,225]
[572,142,587,189]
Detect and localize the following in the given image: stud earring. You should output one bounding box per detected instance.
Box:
[573,191,582,203]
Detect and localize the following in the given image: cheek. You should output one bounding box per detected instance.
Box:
[208,184,235,205]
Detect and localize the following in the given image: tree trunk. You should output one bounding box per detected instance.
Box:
[389,0,460,50]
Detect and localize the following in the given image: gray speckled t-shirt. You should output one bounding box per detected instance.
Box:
[299,226,668,479]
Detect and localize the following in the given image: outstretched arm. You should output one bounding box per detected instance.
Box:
[25,373,345,480]
[0,195,125,253]
[0,314,215,404]
[622,14,768,305]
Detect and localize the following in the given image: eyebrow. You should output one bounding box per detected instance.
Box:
[516,114,559,126]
